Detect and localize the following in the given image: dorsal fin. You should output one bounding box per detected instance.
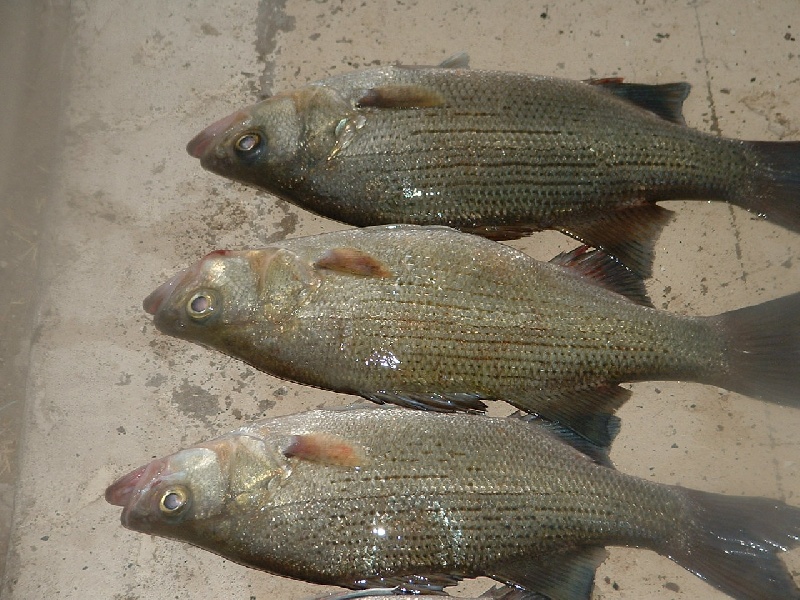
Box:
[588,79,690,125]
[519,415,614,467]
[314,247,393,278]
[438,51,470,69]
[283,433,366,467]
[355,85,446,109]
[549,245,653,307]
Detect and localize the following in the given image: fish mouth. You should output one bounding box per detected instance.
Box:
[186,109,250,159]
[143,267,189,315]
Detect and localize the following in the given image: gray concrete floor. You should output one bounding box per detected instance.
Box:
[2,1,799,598]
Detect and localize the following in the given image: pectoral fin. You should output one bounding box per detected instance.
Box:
[314,247,393,278]
[489,546,607,600]
[283,433,366,467]
[355,85,446,109]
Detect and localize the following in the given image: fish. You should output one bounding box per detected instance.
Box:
[106,406,800,599]
[186,53,800,277]
[143,225,800,447]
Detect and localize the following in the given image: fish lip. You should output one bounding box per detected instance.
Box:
[186,109,251,159]
[143,267,188,315]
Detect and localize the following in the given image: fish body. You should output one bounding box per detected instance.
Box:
[106,407,800,599]
[144,225,800,445]
[187,57,800,276]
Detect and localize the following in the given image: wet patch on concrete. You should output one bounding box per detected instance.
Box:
[171,379,221,426]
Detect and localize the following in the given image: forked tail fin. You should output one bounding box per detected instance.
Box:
[740,141,800,232]
[668,488,800,600]
[711,291,800,407]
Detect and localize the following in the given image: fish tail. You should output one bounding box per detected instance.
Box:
[739,140,800,232]
[711,291,800,406]
[668,488,800,600]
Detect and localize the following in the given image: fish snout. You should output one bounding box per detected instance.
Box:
[186,110,250,159]
[143,268,188,315]
[105,463,149,507]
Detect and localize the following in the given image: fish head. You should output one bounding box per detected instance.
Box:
[187,86,346,194]
[105,446,225,538]
[106,433,289,549]
[144,247,320,358]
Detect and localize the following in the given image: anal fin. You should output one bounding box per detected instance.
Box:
[557,202,673,278]
[489,546,607,600]
[507,384,630,449]
[363,390,488,413]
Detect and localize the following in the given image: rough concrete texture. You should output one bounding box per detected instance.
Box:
[1,0,799,598]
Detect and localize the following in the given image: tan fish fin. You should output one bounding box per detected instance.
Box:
[557,202,674,279]
[355,85,446,109]
[588,80,690,125]
[283,433,366,467]
[549,245,653,308]
[489,546,607,600]
[314,247,393,278]
[508,384,630,449]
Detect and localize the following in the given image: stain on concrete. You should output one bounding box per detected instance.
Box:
[171,379,220,425]
[255,0,296,98]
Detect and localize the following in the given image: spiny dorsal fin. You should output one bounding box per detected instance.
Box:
[314,247,393,278]
[549,245,653,307]
[589,79,690,125]
[355,85,446,109]
[438,51,470,69]
[283,433,366,467]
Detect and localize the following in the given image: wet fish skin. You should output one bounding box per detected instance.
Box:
[106,407,800,599]
[187,58,800,277]
[143,225,800,445]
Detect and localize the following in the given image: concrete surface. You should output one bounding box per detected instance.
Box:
[1,0,799,598]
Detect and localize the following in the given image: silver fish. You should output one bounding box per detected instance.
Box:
[143,225,800,446]
[187,54,800,277]
[106,406,800,599]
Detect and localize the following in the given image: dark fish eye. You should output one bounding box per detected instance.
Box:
[187,290,217,320]
[234,132,262,154]
[159,487,189,515]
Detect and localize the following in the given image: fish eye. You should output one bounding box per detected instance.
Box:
[159,487,190,516]
[187,290,218,320]
[234,131,263,154]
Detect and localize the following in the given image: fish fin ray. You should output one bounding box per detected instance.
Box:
[549,245,653,307]
[489,546,607,600]
[363,391,488,413]
[355,85,446,109]
[314,247,393,278]
[518,416,614,467]
[739,140,800,233]
[283,433,366,467]
[557,203,674,278]
[668,489,800,599]
[711,291,800,407]
[354,573,462,594]
[508,385,629,449]
[460,224,539,241]
[588,80,690,125]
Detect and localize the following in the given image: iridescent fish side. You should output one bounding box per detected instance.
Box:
[187,54,800,277]
[143,225,800,446]
[106,407,800,599]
